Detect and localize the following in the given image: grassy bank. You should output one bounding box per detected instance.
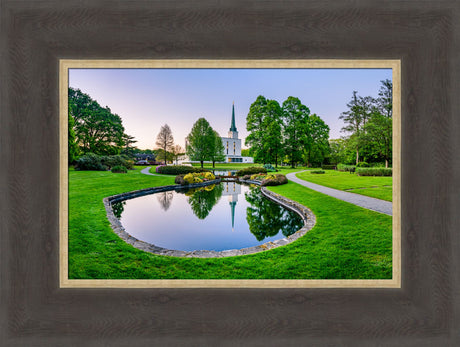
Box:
[295,170,393,201]
[68,168,392,279]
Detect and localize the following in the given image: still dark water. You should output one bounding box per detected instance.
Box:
[113,182,303,252]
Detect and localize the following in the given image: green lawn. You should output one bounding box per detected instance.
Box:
[295,170,393,202]
[68,167,392,279]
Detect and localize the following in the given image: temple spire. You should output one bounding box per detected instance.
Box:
[229,102,237,132]
[230,201,236,232]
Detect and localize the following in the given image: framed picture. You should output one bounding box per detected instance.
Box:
[2,1,458,345]
[60,59,401,289]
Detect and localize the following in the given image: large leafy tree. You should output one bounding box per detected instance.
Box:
[304,114,330,166]
[281,96,310,168]
[245,96,268,163]
[209,130,226,168]
[245,97,283,166]
[68,113,79,164]
[155,124,174,165]
[186,118,215,168]
[68,87,130,156]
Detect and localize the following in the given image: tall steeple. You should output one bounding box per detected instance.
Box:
[228,101,238,139]
[229,201,236,232]
[230,101,237,132]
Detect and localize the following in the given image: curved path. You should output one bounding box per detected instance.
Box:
[140,166,161,176]
[286,171,392,216]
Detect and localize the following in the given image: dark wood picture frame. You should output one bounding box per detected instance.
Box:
[1,1,459,345]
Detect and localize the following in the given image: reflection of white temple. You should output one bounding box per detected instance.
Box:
[222,182,241,231]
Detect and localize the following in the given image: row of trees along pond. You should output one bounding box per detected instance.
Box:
[244,79,392,168]
[245,96,330,168]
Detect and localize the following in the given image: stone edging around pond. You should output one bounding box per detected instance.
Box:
[103,179,316,258]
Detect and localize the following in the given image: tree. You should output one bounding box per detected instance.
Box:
[186,118,215,168]
[245,96,268,163]
[154,148,173,164]
[245,97,283,166]
[364,80,393,167]
[209,130,226,168]
[304,114,330,166]
[68,87,129,156]
[155,124,174,165]
[170,144,185,165]
[281,97,310,168]
[120,134,138,158]
[339,91,363,165]
[68,112,79,164]
[241,148,250,157]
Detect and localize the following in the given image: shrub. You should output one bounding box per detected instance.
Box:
[337,164,356,172]
[356,168,392,176]
[111,165,127,173]
[178,172,216,185]
[241,175,251,180]
[261,174,288,186]
[250,173,267,180]
[157,165,207,175]
[356,161,371,168]
[310,170,325,174]
[75,153,108,171]
[235,166,267,176]
[321,164,336,170]
[103,155,134,170]
[263,164,277,172]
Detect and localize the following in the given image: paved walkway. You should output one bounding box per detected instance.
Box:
[286,171,392,216]
[140,166,161,176]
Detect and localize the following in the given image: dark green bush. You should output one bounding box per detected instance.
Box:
[75,153,108,171]
[235,166,267,176]
[310,170,325,174]
[356,168,392,176]
[103,155,134,170]
[321,165,336,170]
[337,164,356,172]
[157,165,207,175]
[261,174,288,186]
[111,165,127,173]
[356,161,371,168]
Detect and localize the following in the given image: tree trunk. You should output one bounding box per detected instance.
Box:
[385,159,389,168]
[200,160,204,168]
[212,160,215,168]
[355,147,359,165]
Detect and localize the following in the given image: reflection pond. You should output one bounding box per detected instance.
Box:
[113,182,303,252]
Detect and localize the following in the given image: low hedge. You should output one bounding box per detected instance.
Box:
[321,165,336,170]
[235,166,267,176]
[157,165,208,175]
[310,170,325,174]
[337,164,356,172]
[356,168,392,176]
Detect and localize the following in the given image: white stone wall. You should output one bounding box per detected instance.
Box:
[221,137,241,157]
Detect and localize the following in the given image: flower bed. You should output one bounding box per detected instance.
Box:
[175,172,216,185]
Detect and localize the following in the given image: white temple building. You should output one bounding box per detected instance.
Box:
[221,102,253,163]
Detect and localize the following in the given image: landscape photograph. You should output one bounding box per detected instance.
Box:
[64,63,396,283]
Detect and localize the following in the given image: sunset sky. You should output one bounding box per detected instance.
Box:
[69,68,392,150]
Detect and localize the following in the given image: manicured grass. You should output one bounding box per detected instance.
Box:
[68,168,392,279]
[296,170,393,202]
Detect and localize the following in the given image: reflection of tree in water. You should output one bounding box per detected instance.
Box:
[156,191,174,211]
[112,201,126,219]
[245,187,303,241]
[185,184,224,219]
